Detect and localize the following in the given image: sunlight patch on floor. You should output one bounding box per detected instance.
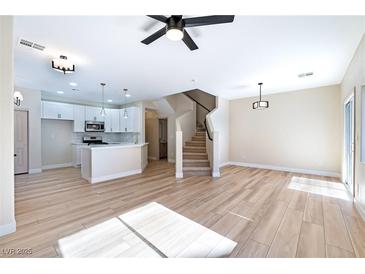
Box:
[288,176,351,201]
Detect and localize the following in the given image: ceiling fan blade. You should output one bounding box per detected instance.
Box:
[147,15,168,23]
[182,30,198,51]
[183,15,235,28]
[141,27,167,45]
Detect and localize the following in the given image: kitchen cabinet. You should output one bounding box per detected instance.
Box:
[105,109,121,132]
[42,101,74,120]
[73,105,85,132]
[85,106,105,122]
[120,106,140,132]
[72,144,88,166]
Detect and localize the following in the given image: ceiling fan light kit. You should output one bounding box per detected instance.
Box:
[141,15,235,51]
[52,55,75,74]
[253,83,269,110]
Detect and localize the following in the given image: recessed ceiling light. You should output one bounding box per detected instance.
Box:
[107,99,113,103]
[57,91,64,94]
[69,82,77,86]
[125,93,131,98]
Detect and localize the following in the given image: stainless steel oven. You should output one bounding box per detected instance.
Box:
[85,121,105,132]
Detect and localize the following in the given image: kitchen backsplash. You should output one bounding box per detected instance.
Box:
[72,132,139,144]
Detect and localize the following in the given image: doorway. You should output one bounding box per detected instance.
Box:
[14,110,29,175]
[344,95,355,195]
[159,119,168,159]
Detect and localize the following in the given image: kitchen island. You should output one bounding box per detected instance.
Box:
[81,143,148,183]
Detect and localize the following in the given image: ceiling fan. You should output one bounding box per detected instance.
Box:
[141,15,235,51]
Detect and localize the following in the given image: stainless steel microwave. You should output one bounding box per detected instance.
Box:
[85,121,105,132]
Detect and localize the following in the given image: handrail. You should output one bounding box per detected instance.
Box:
[183,92,213,141]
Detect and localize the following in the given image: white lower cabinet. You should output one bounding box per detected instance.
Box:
[72,144,88,166]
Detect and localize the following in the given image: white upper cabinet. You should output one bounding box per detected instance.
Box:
[42,101,74,120]
[85,106,105,122]
[73,105,86,132]
[105,109,121,133]
[120,106,140,132]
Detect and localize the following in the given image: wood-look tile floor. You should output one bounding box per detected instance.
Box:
[1,160,365,258]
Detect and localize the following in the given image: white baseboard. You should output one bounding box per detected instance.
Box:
[0,220,16,237]
[354,198,365,222]
[212,171,221,177]
[227,161,340,177]
[90,169,142,184]
[219,162,231,168]
[168,158,176,163]
[176,172,183,178]
[28,168,42,174]
[148,156,157,160]
[42,162,73,170]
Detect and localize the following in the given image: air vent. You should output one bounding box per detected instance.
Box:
[298,72,314,78]
[18,38,45,51]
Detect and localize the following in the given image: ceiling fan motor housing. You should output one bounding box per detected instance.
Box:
[166,16,184,32]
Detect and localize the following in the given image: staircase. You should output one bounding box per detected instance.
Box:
[182,124,211,177]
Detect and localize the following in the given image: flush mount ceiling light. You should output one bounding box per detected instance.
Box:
[51,55,75,74]
[69,82,77,87]
[100,83,106,117]
[13,91,24,106]
[253,83,269,110]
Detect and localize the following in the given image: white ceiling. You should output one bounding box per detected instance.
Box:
[14,16,364,103]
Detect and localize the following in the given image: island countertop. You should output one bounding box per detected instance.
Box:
[81,142,148,150]
[81,143,148,183]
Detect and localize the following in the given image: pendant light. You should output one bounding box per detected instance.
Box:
[123,88,129,119]
[253,82,269,110]
[100,83,106,116]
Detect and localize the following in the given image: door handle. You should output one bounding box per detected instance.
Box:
[14,154,17,157]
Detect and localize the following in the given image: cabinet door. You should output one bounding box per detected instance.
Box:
[85,106,105,122]
[42,101,74,120]
[104,108,113,132]
[126,106,140,132]
[120,108,128,132]
[111,109,121,132]
[73,105,85,132]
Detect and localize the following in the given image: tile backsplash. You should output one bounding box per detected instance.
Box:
[72,132,139,144]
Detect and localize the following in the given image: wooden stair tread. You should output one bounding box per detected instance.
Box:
[183,167,211,171]
[183,159,209,162]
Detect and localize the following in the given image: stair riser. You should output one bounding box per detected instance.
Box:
[195,132,206,136]
[183,148,206,153]
[192,136,205,141]
[183,154,208,160]
[184,170,211,177]
[185,142,206,147]
[183,162,210,167]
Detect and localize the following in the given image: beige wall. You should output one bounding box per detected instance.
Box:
[145,110,159,160]
[229,85,341,176]
[0,16,16,236]
[14,87,42,173]
[341,33,365,214]
[41,119,73,168]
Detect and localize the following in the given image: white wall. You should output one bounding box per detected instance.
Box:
[41,119,73,168]
[0,15,16,236]
[341,33,365,217]
[14,87,42,173]
[229,85,341,176]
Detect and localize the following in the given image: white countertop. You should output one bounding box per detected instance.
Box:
[72,142,123,145]
[81,142,148,150]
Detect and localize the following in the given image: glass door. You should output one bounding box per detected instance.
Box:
[344,97,354,194]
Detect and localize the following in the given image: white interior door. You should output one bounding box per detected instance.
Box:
[344,97,354,194]
[14,110,29,174]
